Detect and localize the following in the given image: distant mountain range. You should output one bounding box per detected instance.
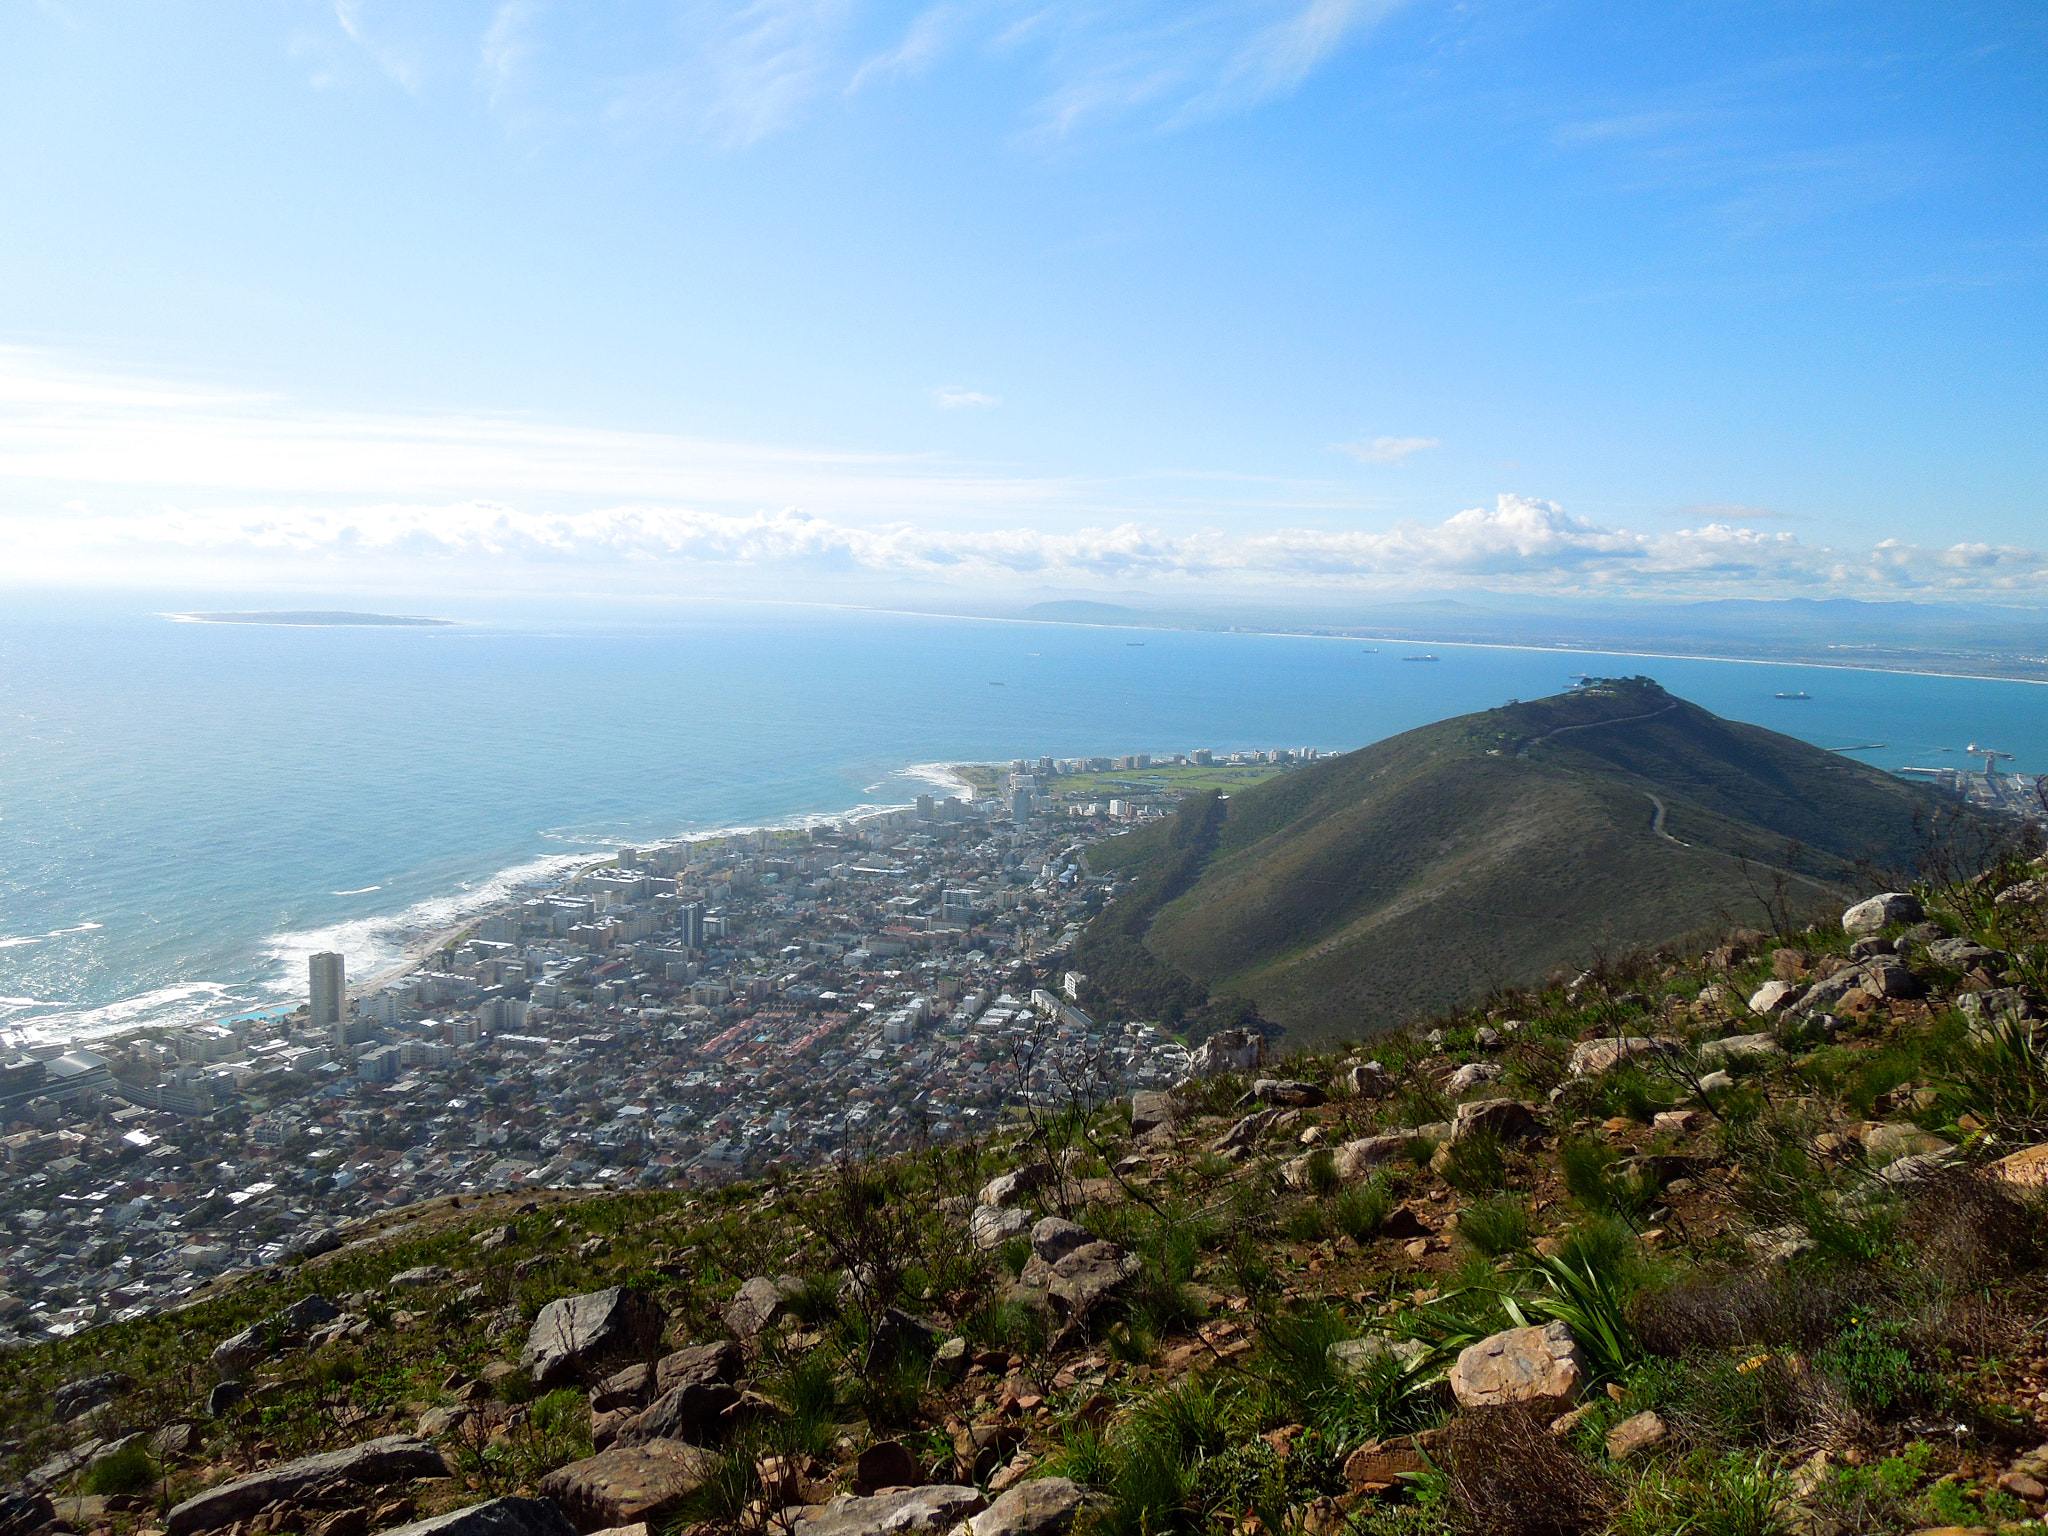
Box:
[1013,595,2048,680]
[1074,678,1961,1045]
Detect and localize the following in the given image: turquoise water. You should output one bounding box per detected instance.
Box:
[3,600,2044,1046]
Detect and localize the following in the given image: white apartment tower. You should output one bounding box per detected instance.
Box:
[309,951,346,1032]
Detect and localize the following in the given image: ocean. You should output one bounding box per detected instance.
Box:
[4,599,2045,1048]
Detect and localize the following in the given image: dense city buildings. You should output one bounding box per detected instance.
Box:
[0,748,1329,1344]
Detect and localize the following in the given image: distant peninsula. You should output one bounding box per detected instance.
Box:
[165,610,454,627]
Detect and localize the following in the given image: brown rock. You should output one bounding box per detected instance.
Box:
[309,1511,369,1536]
[538,1441,722,1533]
[1997,1471,2047,1502]
[1604,1411,1667,1460]
[1448,1322,1585,1410]
[1341,1443,1424,1491]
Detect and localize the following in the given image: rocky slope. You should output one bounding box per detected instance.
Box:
[10,860,2048,1536]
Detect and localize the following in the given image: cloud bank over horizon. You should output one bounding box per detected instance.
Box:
[1,348,2041,604]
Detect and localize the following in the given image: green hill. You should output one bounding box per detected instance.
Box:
[1077,677,1955,1043]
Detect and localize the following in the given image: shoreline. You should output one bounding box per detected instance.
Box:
[834,601,2048,688]
[14,761,1006,1049]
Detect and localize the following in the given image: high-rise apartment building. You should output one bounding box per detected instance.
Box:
[309,951,345,1030]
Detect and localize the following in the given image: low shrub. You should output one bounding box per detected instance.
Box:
[1334,1178,1395,1243]
[1442,1403,1611,1536]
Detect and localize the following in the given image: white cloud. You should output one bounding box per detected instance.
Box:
[0,351,2038,602]
[1337,435,1440,465]
[932,386,1000,410]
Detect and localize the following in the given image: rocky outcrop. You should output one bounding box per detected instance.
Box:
[1450,1099,1541,1144]
[1187,1030,1262,1079]
[1447,1322,1585,1410]
[1843,892,1924,934]
[53,1372,132,1422]
[1028,1218,1093,1266]
[520,1287,666,1388]
[1446,1062,1501,1094]
[382,1502,578,1536]
[1334,1135,1410,1179]
[1128,1091,1176,1136]
[977,1166,1053,1209]
[166,1436,448,1536]
[541,1442,722,1533]
[1250,1079,1326,1107]
[211,1295,344,1381]
[1345,1062,1394,1098]
[965,1478,1099,1536]
[969,1206,1032,1249]
[789,1487,986,1536]
[724,1276,800,1341]
[1696,1032,1782,1067]
[1568,1037,1683,1078]
[1746,981,1800,1014]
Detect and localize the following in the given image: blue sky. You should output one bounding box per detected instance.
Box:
[2,0,2043,605]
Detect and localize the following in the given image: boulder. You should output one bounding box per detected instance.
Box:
[1995,879,2048,908]
[655,1340,744,1395]
[153,1422,200,1457]
[1447,1322,1586,1410]
[1842,892,1923,935]
[616,1382,740,1447]
[1446,1062,1502,1094]
[977,1166,1052,1210]
[166,1435,449,1536]
[1859,957,1922,999]
[1568,1037,1683,1078]
[969,1206,1031,1249]
[276,1295,343,1332]
[520,1287,666,1388]
[851,1441,923,1496]
[1991,1143,2048,1188]
[1860,1123,1954,1165]
[54,1372,133,1422]
[1345,1062,1394,1099]
[1208,1109,1280,1154]
[966,1478,1098,1536]
[1696,1033,1782,1067]
[1925,937,2004,971]
[869,1307,943,1366]
[1451,1099,1541,1145]
[1187,1029,1263,1079]
[207,1381,246,1417]
[1747,981,1801,1015]
[380,1501,577,1536]
[0,1492,54,1536]
[725,1276,800,1341]
[390,1266,453,1289]
[1128,1091,1175,1136]
[1335,1135,1410,1179]
[1250,1079,1326,1108]
[540,1442,722,1533]
[1029,1218,1093,1266]
[791,1486,986,1536]
[211,1322,268,1382]
[1604,1411,1667,1459]
[471,1225,516,1253]
[1041,1242,1140,1324]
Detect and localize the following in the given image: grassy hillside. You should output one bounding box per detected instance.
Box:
[1082,679,1955,1044]
[14,864,2048,1536]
